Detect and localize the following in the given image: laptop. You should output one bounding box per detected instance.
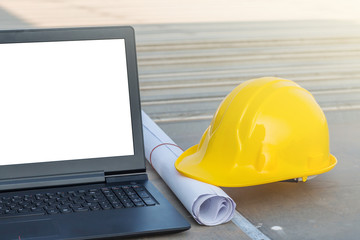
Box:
[0,26,190,239]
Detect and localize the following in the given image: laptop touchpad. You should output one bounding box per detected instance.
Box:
[0,219,59,239]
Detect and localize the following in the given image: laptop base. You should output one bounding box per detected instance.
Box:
[0,177,190,239]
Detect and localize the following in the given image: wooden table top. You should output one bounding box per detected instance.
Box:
[136,21,360,240]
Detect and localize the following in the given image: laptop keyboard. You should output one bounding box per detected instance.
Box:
[0,184,157,219]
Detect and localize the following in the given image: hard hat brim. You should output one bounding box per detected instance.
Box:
[175,145,337,187]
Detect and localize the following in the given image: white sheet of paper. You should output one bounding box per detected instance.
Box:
[142,111,235,226]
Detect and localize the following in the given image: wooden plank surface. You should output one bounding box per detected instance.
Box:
[135,21,360,239]
[137,21,360,124]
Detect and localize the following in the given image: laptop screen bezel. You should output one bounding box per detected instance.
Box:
[0,26,146,181]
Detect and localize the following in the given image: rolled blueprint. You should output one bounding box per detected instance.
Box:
[142,111,235,226]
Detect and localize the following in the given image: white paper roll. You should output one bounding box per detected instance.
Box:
[142,111,235,226]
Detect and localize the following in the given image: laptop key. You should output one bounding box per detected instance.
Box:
[90,205,101,211]
[73,206,89,212]
[21,203,33,208]
[131,197,143,203]
[74,199,86,204]
[132,185,144,190]
[123,202,134,208]
[143,198,156,206]
[36,203,46,208]
[112,203,124,209]
[137,191,150,198]
[46,208,60,215]
[86,198,100,203]
[61,200,72,205]
[98,200,110,205]
[119,196,131,203]
[60,208,73,214]
[100,204,112,210]
[35,194,45,200]
[70,203,82,209]
[134,202,145,207]
[31,208,46,214]
[82,202,99,207]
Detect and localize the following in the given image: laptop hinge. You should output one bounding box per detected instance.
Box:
[0,171,105,192]
[105,173,148,184]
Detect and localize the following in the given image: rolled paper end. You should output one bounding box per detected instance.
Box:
[192,194,236,226]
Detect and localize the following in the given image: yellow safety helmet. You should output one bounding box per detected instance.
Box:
[175,77,337,187]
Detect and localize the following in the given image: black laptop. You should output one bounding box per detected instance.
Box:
[0,26,190,239]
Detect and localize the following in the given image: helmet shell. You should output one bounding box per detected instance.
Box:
[175,77,337,187]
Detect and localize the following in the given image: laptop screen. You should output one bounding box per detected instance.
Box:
[0,39,134,166]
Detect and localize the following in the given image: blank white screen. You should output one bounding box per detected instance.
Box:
[0,39,134,166]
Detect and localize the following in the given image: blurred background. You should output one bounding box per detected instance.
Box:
[1,0,360,27]
[1,1,359,144]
